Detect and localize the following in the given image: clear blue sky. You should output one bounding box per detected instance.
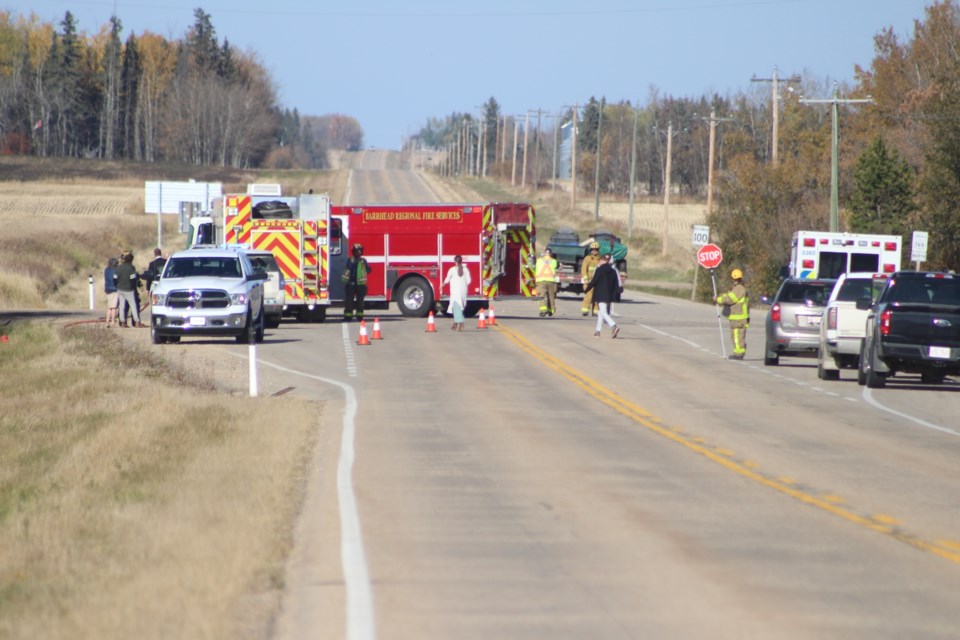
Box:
[17,0,934,149]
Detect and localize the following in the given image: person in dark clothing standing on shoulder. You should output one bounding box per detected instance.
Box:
[142,248,167,293]
[104,256,119,326]
[583,253,620,338]
[114,251,144,327]
[341,243,371,321]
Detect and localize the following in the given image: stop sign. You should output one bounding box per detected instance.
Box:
[697,243,723,269]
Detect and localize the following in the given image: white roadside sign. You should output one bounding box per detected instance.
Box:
[911,230,928,264]
[692,224,710,247]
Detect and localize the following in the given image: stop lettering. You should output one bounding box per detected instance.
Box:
[697,243,723,269]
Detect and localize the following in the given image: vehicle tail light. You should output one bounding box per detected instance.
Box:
[827,306,837,330]
[771,303,781,323]
[884,242,898,251]
[803,238,816,247]
[802,259,815,269]
[880,309,893,336]
[882,263,896,273]
[819,238,829,244]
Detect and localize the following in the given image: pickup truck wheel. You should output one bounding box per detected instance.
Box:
[857,341,867,387]
[864,341,886,388]
[254,306,265,343]
[151,326,164,345]
[396,277,434,317]
[236,312,255,344]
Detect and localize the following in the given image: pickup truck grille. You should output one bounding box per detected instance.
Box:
[166,289,230,309]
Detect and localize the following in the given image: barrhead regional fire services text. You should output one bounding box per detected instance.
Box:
[363,211,463,221]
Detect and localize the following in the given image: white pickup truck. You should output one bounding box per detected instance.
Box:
[817,272,887,380]
[149,247,267,345]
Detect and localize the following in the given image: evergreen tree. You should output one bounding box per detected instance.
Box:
[578,96,601,152]
[119,33,141,159]
[101,15,123,159]
[848,136,914,235]
[186,8,219,75]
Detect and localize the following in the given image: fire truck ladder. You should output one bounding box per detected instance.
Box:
[301,222,320,300]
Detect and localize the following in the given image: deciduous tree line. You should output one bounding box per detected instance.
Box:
[0,8,362,169]
[418,1,960,288]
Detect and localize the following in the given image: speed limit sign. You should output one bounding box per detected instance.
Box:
[692,225,709,247]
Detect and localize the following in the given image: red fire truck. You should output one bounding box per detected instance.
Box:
[192,191,333,322]
[329,202,537,317]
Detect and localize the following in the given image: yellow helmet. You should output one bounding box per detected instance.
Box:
[731,268,743,280]
[589,242,600,250]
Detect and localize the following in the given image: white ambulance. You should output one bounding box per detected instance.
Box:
[790,231,901,280]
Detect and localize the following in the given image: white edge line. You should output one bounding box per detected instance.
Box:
[863,387,960,436]
[228,351,375,640]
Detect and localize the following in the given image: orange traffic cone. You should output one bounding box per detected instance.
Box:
[372,317,383,340]
[487,305,497,326]
[426,311,437,333]
[477,310,487,329]
[357,320,371,346]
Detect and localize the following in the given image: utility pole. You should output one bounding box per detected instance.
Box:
[593,97,605,221]
[700,111,735,217]
[751,66,800,166]
[528,108,544,190]
[628,104,639,239]
[500,115,508,166]
[550,113,560,194]
[521,112,530,189]
[511,117,520,186]
[662,121,673,256]
[481,120,488,177]
[475,121,483,177]
[570,104,578,209]
[800,83,873,232]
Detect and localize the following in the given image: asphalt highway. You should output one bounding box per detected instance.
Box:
[262,153,960,639]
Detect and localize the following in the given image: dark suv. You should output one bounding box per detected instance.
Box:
[763,278,837,366]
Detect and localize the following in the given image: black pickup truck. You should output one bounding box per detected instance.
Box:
[857,271,960,388]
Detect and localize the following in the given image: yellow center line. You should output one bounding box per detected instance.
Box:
[495,322,960,565]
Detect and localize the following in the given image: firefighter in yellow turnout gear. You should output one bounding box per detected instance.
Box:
[535,248,559,316]
[580,242,601,316]
[717,268,750,359]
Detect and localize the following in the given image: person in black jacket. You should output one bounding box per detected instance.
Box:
[142,248,167,293]
[583,253,621,338]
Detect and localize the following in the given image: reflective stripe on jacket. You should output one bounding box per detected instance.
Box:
[535,257,558,283]
[717,283,749,321]
[341,258,368,285]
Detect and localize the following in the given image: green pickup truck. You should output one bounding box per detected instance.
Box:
[545,228,628,293]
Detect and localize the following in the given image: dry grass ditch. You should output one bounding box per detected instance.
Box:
[0,158,334,639]
[0,321,320,640]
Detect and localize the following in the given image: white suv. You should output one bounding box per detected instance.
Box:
[246,250,285,329]
[817,272,887,380]
[150,247,267,344]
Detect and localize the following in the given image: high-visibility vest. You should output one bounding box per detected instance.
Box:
[535,257,558,283]
[341,258,368,285]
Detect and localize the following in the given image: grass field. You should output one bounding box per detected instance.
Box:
[0,157,335,639]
